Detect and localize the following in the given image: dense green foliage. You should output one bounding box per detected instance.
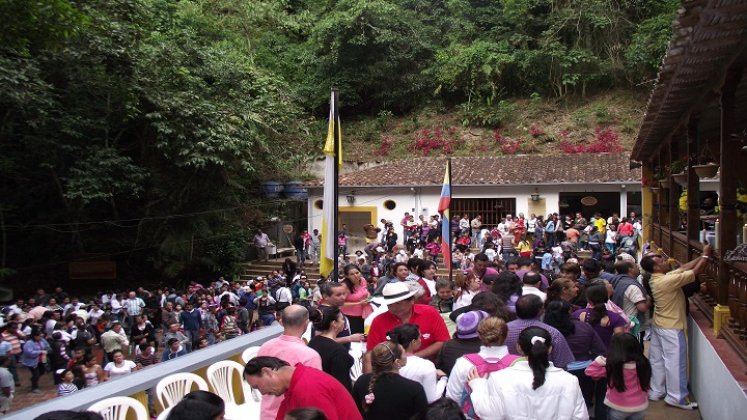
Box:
[1,0,678,286]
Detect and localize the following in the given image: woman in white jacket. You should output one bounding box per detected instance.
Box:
[468,326,588,420]
[446,314,517,404]
[389,323,447,403]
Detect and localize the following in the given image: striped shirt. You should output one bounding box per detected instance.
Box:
[123,298,144,316]
[1,332,21,355]
[57,382,78,397]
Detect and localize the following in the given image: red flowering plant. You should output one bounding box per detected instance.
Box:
[529,124,545,138]
[493,129,521,155]
[410,127,461,155]
[559,128,623,154]
[374,135,394,156]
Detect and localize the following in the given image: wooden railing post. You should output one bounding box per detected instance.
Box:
[715,67,743,335]
[687,117,700,260]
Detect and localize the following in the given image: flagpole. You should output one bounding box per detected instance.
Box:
[332,88,340,282]
[447,157,453,284]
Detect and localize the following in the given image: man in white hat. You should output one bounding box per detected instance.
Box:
[366,282,449,361]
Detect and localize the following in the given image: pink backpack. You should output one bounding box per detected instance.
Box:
[460,353,522,419]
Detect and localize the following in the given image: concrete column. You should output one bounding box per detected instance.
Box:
[619,189,628,219]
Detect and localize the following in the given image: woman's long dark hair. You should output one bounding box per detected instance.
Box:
[584,284,609,325]
[416,260,437,278]
[491,271,522,302]
[605,333,651,393]
[308,305,340,332]
[388,323,420,350]
[342,264,361,294]
[542,300,575,337]
[517,327,552,390]
[544,277,574,306]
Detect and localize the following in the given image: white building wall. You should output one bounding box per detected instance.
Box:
[308,183,639,241]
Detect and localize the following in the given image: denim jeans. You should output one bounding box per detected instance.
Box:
[608,408,644,420]
[27,364,45,390]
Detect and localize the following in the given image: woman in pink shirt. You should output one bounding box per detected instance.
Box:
[342,264,372,334]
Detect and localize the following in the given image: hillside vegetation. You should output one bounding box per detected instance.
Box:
[343,90,647,161]
[0,0,677,283]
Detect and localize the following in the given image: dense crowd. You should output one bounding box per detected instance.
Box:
[0,209,709,420]
[235,210,708,420]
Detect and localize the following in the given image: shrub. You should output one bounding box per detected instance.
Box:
[529,124,545,137]
[493,128,521,155]
[559,128,623,154]
[410,127,462,155]
[374,135,394,156]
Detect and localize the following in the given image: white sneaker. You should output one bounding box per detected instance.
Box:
[665,400,699,410]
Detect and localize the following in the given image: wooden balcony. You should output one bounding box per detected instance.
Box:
[654,223,747,363]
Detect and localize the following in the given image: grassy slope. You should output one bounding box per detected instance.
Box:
[341,89,648,162]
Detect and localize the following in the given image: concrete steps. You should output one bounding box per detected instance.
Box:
[240,259,453,280]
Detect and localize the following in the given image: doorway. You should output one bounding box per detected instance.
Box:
[452,198,517,227]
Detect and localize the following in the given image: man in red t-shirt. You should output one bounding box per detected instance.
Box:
[368,282,449,360]
[617,217,635,237]
[244,357,361,420]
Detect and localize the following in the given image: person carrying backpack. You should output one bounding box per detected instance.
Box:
[445,312,520,419]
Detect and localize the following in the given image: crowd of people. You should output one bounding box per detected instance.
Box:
[233,209,710,419]
[0,275,325,414]
[0,209,710,420]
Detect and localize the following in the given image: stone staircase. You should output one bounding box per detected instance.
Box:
[240,256,456,281]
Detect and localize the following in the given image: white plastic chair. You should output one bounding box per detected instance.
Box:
[207,360,260,420]
[88,396,148,420]
[156,372,209,410]
[156,406,172,420]
[350,353,363,382]
[241,346,261,364]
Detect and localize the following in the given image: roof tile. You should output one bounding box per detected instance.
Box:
[315,153,639,187]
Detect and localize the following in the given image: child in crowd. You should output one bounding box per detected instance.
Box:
[430,279,454,314]
[56,369,78,397]
[430,279,456,335]
[585,333,651,419]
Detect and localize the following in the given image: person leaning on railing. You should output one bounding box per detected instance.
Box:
[639,243,713,410]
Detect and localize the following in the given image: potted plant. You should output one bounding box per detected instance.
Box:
[652,167,669,189]
[692,142,719,178]
[669,158,688,187]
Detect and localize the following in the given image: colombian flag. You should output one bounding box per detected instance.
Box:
[438,159,451,270]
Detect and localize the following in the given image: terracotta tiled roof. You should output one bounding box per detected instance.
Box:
[310,153,639,187]
[631,0,747,161]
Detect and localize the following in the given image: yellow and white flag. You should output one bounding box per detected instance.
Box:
[320,91,342,278]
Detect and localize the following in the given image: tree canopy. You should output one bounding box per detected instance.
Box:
[0,0,678,287]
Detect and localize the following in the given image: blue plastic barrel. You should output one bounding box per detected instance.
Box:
[284,180,308,200]
[260,181,284,199]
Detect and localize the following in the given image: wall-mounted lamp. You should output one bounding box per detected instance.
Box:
[346,191,356,206]
[530,188,540,202]
[629,160,643,170]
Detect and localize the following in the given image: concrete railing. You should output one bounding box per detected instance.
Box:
[7,325,282,420]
